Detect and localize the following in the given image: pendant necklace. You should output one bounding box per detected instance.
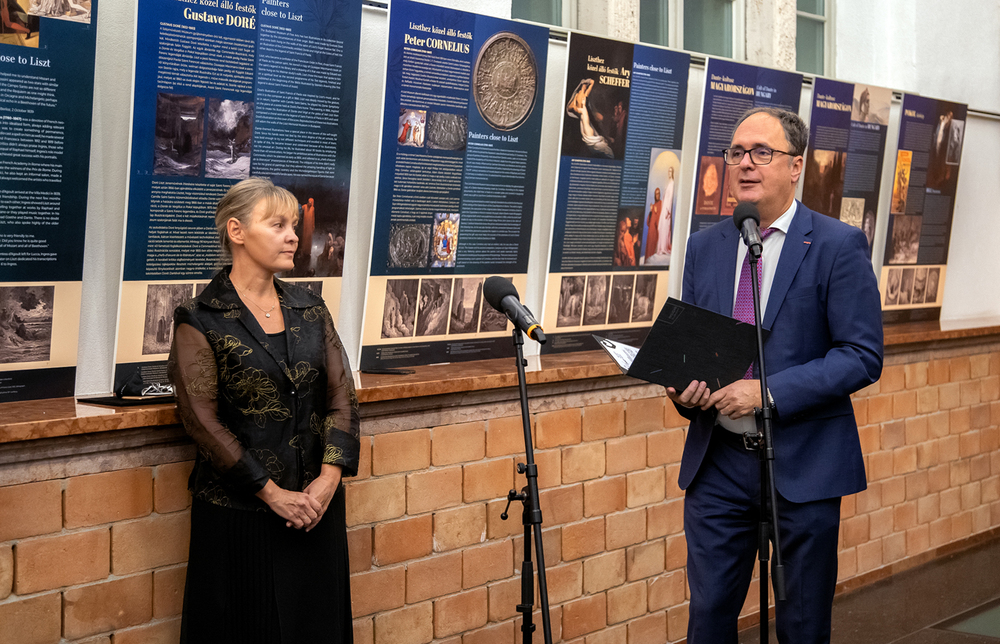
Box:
[235,283,277,318]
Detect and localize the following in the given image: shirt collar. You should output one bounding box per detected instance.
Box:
[765,200,798,235]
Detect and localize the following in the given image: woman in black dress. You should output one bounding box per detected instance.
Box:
[169,177,359,643]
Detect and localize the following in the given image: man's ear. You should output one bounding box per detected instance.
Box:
[226,217,245,247]
[790,155,804,183]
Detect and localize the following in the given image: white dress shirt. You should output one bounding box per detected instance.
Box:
[718,200,797,434]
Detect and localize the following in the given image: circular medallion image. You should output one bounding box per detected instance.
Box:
[388,224,431,269]
[473,32,537,131]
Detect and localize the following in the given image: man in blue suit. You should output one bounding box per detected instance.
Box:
[669,107,883,643]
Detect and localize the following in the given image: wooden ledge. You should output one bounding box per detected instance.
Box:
[1,322,997,445]
[0,351,624,445]
[0,398,179,445]
[354,350,623,403]
[884,322,1000,348]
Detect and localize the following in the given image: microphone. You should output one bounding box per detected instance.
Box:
[483,276,546,344]
[733,202,763,259]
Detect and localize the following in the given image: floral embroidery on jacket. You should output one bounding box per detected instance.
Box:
[167,268,361,511]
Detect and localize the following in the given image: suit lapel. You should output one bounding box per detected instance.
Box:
[763,204,813,329]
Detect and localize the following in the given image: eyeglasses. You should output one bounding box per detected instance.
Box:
[722,146,796,165]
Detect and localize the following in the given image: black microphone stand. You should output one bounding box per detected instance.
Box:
[747,244,786,642]
[499,327,553,644]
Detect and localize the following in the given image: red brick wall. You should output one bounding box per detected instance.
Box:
[0,345,997,644]
[347,394,693,644]
[0,463,193,644]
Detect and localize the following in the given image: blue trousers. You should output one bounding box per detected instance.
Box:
[684,431,842,644]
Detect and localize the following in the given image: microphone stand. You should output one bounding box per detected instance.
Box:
[747,244,786,642]
[499,327,553,644]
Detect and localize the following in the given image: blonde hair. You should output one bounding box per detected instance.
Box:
[215,177,300,259]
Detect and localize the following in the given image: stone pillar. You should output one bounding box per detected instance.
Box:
[576,0,640,41]
[745,0,797,70]
[607,0,639,41]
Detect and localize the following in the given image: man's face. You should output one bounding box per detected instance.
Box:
[729,113,802,222]
[654,188,661,201]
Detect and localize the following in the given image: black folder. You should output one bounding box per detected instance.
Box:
[594,297,767,392]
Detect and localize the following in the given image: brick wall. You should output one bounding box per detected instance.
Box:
[0,463,193,644]
[0,344,997,644]
[839,350,1000,577]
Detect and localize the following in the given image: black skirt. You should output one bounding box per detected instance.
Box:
[180,486,353,644]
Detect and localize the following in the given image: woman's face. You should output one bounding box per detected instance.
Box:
[233,199,299,274]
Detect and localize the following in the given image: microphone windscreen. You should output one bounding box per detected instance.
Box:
[483,276,518,312]
[733,202,761,229]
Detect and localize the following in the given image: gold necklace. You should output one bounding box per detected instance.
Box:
[235,283,278,318]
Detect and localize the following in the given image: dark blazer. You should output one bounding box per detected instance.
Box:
[677,202,883,503]
[168,268,361,511]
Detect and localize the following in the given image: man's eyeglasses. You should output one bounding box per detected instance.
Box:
[722,146,796,165]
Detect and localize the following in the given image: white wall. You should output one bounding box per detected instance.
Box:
[835,1,1000,111]
[835,0,1000,330]
[939,114,1000,330]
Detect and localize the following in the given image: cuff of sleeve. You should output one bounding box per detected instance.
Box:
[228,454,272,495]
[673,400,698,421]
[323,432,361,477]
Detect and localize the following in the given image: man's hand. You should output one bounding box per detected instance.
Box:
[708,380,762,419]
[666,380,713,410]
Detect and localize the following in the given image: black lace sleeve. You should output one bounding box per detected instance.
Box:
[168,316,272,494]
[319,306,361,476]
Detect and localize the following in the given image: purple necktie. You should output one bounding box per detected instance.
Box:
[734,228,775,378]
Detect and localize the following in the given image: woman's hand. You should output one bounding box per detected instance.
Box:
[303,465,343,532]
[256,480,323,529]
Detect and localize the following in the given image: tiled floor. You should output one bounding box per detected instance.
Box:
[740,536,1000,643]
[939,599,1000,639]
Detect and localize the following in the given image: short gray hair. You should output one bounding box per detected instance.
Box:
[214,177,299,260]
[732,107,808,157]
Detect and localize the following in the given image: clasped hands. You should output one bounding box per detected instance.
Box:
[666,378,763,419]
[256,464,343,531]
